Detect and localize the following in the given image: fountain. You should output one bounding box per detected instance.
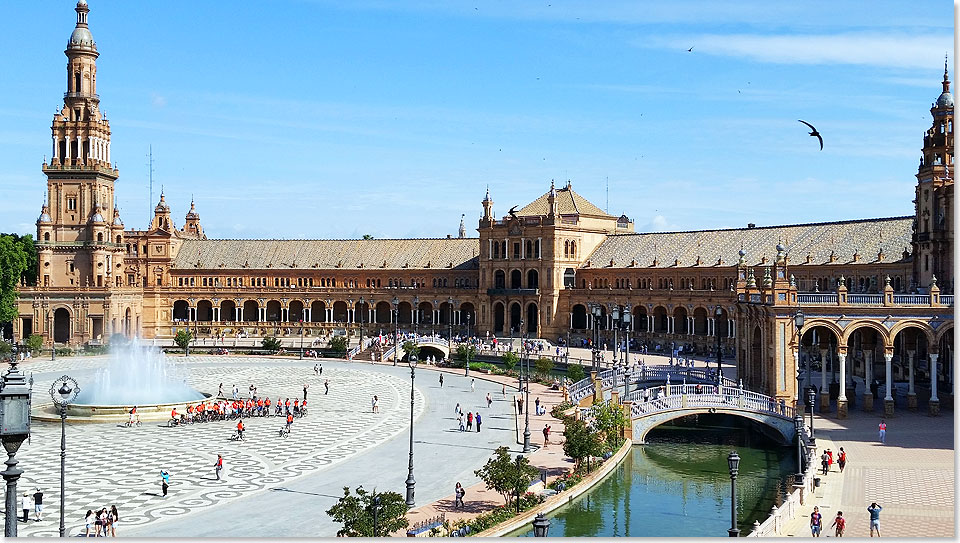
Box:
[44,338,209,422]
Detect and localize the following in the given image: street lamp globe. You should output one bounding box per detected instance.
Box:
[532,513,551,537]
[794,310,805,330]
[0,371,30,438]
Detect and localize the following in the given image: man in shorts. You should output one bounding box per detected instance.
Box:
[32,488,43,522]
[867,502,882,537]
[810,506,822,537]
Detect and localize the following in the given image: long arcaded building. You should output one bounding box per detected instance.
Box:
[15,1,954,416]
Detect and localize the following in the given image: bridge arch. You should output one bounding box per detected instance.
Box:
[633,408,793,445]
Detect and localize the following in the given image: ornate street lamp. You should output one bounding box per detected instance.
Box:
[358,296,365,356]
[1,357,32,537]
[727,450,740,537]
[793,413,804,486]
[532,513,551,537]
[392,296,400,366]
[522,319,531,453]
[612,306,621,365]
[591,304,602,371]
[805,387,817,445]
[412,296,420,340]
[794,310,807,394]
[405,353,418,507]
[372,492,381,537]
[50,376,79,537]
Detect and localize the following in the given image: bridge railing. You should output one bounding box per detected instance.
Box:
[626,386,795,420]
[570,364,739,405]
[747,424,817,537]
[569,380,595,405]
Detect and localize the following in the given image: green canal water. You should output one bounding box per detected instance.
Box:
[508,418,797,537]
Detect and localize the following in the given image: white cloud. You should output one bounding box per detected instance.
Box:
[642,214,681,233]
[639,33,952,70]
[151,94,167,108]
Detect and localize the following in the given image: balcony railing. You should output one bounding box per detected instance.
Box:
[486,288,539,296]
[892,294,930,305]
[848,294,883,305]
[941,295,954,306]
[796,293,838,304]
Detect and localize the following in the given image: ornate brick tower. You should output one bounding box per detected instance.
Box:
[38,0,123,289]
[913,59,954,292]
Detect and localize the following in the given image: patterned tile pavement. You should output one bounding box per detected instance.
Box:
[4,356,424,537]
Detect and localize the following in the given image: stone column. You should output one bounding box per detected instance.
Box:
[837,352,848,418]
[929,354,940,416]
[884,353,895,416]
[863,351,874,411]
[907,350,917,410]
[819,348,830,410]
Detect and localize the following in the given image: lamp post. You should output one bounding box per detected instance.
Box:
[405,353,418,507]
[623,310,631,367]
[371,492,381,537]
[412,296,420,341]
[465,313,471,377]
[623,310,631,398]
[793,413,804,486]
[299,319,304,360]
[532,513,551,537]
[522,321,531,453]
[358,296,365,357]
[591,305,602,371]
[805,387,816,445]
[794,309,805,398]
[1,356,32,537]
[392,296,399,366]
[50,376,79,538]
[715,306,724,382]
[612,306,620,365]
[727,450,740,537]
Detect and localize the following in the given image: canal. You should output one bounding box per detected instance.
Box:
[508,415,798,537]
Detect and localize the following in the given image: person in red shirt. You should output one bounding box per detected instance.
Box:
[265,397,272,416]
[170,408,179,424]
[236,419,244,440]
[286,413,294,431]
[285,398,291,416]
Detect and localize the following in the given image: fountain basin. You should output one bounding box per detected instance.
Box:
[31,393,213,424]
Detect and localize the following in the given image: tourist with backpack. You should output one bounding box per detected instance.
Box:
[831,511,845,537]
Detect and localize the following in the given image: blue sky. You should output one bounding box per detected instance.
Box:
[0,1,953,239]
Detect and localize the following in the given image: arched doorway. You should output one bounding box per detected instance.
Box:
[53,308,71,343]
[355,300,370,324]
[220,299,236,322]
[332,301,348,323]
[417,301,432,329]
[460,302,476,332]
[937,327,954,398]
[494,270,506,289]
[376,301,391,324]
[172,300,189,321]
[197,300,213,322]
[265,300,282,321]
[563,268,576,289]
[653,306,668,333]
[526,303,539,335]
[494,302,505,334]
[509,302,522,334]
[439,301,453,325]
[749,325,763,391]
[311,301,326,322]
[673,307,688,335]
[397,302,412,325]
[693,307,708,335]
[289,300,305,322]
[891,325,933,406]
[243,300,259,322]
[571,304,587,329]
[633,305,647,332]
[510,270,522,289]
[527,269,539,289]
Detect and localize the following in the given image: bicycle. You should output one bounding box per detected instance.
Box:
[279,425,291,438]
[230,430,244,442]
[124,419,142,428]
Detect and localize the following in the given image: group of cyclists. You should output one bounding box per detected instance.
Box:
[165,396,308,427]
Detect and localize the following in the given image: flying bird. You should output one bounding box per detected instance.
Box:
[687,46,694,52]
[508,205,519,220]
[798,120,823,150]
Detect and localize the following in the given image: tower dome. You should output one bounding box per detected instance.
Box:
[112,206,123,226]
[185,199,199,221]
[37,204,51,224]
[67,0,97,52]
[936,57,953,108]
[89,203,105,224]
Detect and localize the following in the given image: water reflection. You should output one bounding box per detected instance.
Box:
[508,421,796,537]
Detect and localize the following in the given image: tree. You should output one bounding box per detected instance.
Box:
[0,235,31,325]
[361,234,374,240]
[174,329,192,354]
[588,401,627,449]
[455,343,477,365]
[328,335,348,355]
[535,356,554,378]
[567,363,585,383]
[26,334,43,354]
[401,340,419,360]
[501,351,519,372]
[0,341,10,358]
[326,486,409,537]
[473,446,540,508]
[262,336,282,352]
[562,417,604,471]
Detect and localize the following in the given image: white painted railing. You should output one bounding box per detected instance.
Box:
[747,425,817,537]
[892,294,930,305]
[569,380,595,404]
[797,293,838,305]
[569,365,738,405]
[848,294,883,305]
[626,386,796,420]
[941,295,954,306]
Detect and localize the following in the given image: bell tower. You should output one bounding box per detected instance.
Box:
[38,0,122,289]
[912,58,954,292]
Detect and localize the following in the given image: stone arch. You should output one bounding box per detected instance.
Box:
[332,301,348,323]
[632,305,647,332]
[652,306,668,333]
[124,307,132,337]
[375,301,391,324]
[526,302,539,335]
[196,300,214,322]
[220,299,236,322]
[355,300,369,324]
[459,302,476,330]
[438,301,453,325]
[509,302,522,334]
[672,306,688,334]
[889,320,936,347]
[417,301,432,326]
[634,409,792,445]
[242,300,259,322]
[494,269,506,289]
[715,307,730,337]
[172,300,189,321]
[311,300,326,323]
[840,320,891,347]
[571,304,587,329]
[798,319,844,346]
[692,307,708,335]
[510,269,522,289]
[397,301,412,325]
[289,300,305,322]
[494,302,505,334]
[266,300,283,321]
[53,307,71,343]
[527,269,539,289]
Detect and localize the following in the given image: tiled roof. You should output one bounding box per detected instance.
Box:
[585,217,913,269]
[517,185,612,217]
[172,238,480,271]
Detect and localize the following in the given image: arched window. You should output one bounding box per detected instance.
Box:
[570,241,576,258]
[116,235,122,244]
[97,232,103,242]
[525,240,533,259]
[564,240,570,258]
[43,232,50,241]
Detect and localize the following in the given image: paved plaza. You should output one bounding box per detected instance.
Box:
[5,354,518,537]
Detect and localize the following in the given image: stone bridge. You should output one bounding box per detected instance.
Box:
[375,338,450,362]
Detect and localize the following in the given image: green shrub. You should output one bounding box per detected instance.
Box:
[174,329,192,353]
[327,336,348,355]
[26,334,44,354]
[534,357,554,377]
[262,336,282,352]
[501,351,519,371]
[567,363,585,383]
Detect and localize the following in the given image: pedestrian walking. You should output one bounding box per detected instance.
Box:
[517,397,524,415]
[878,419,886,444]
[372,395,380,413]
[542,424,551,446]
[439,374,444,387]
[486,392,492,408]
[867,503,882,537]
[466,411,473,431]
[324,379,329,395]
[109,505,119,537]
[810,506,822,537]
[160,470,170,497]
[458,413,465,431]
[470,378,475,393]
[32,488,43,521]
[218,383,224,397]
[502,384,506,396]
[215,454,223,480]
[314,364,319,376]
[84,510,95,537]
[21,492,30,522]
[303,384,308,401]
[454,482,465,509]
[821,450,830,475]
[476,412,482,432]
[455,402,461,415]
[535,397,540,413]
[831,511,845,537]
[838,447,847,473]
[319,363,324,376]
